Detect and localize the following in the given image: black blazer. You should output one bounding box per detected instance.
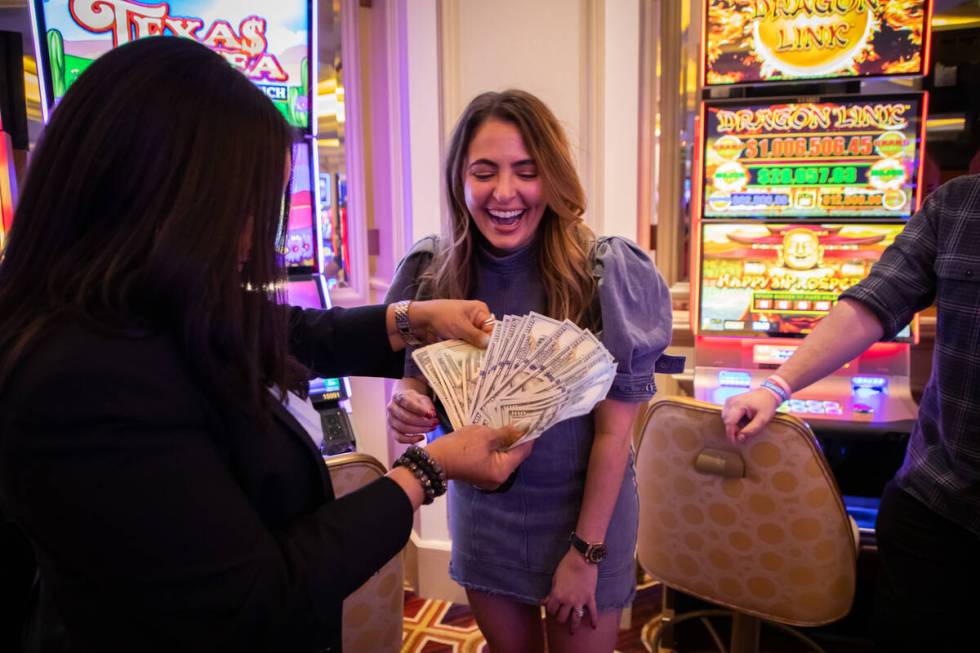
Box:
[0,305,411,653]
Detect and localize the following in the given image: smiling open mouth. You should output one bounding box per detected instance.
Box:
[487,208,526,226]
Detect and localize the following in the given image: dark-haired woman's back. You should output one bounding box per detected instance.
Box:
[0,309,413,652]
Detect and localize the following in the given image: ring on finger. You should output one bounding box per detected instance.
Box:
[572,607,584,619]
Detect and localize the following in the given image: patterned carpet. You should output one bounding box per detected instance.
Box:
[401,581,663,653]
[400,578,874,653]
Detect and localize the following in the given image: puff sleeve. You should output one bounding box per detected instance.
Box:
[384,236,439,378]
[594,237,674,403]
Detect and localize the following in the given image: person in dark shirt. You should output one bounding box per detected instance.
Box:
[0,37,531,653]
[722,175,980,653]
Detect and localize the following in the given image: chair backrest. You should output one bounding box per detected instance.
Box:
[635,397,856,626]
[325,453,403,653]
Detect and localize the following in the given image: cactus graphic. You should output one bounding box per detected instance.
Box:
[47,29,66,98]
[301,57,309,99]
[288,57,310,128]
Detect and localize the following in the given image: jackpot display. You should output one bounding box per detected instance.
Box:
[700,94,924,219]
[704,0,932,86]
[31,0,312,129]
[698,222,911,339]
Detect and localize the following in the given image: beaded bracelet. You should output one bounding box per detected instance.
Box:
[394,445,448,505]
[403,446,448,495]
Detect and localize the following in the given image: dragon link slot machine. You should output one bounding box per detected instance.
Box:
[30,0,357,454]
[695,0,933,544]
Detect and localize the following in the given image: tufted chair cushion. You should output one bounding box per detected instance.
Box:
[326,453,404,653]
[635,397,857,626]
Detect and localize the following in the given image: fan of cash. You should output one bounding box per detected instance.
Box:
[412,312,617,447]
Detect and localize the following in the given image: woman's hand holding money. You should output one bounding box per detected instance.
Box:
[388,424,533,509]
[387,380,439,444]
[408,299,495,347]
[385,299,494,350]
[426,424,532,490]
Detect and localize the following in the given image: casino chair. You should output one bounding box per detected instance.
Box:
[634,397,859,653]
[324,453,404,653]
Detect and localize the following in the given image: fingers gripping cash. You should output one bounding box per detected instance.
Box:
[412,312,617,447]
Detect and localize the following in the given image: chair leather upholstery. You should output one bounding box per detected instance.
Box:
[635,397,857,626]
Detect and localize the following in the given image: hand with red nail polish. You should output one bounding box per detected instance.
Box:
[387,378,439,445]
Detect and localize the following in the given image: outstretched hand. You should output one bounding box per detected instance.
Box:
[427,424,531,489]
[721,388,781,443]
[411,299,495,348]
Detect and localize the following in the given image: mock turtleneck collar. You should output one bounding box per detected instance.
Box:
[474,235,539,274]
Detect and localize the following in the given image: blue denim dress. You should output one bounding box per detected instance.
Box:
[386,235,673,610]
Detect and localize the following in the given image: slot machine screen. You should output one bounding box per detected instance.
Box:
[284,141,317,271]
[703,0,931,86]
[0,132,14,252]
[700,94,925,220]
[698,222,912,341]
[286,277,347,402]
[32,0,313,129]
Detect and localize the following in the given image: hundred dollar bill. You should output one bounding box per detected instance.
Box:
[413,311,618,442]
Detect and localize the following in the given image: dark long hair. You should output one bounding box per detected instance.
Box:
[0,37,305,414]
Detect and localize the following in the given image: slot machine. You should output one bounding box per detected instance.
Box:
[284,139,357,454]
[0,28,26,252]
[0,115,14,252]
[29,1,358,453]
[696,1,934,542]
[285,273,356,455]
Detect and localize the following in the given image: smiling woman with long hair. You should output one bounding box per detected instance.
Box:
[0,37,532,653]
[385,90,676,653]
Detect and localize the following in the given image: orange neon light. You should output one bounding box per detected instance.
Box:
[699,0,709,88]
[922,0,934,83]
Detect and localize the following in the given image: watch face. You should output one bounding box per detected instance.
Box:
[587,544,608,564]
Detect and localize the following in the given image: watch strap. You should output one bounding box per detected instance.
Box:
[569,531,607,564]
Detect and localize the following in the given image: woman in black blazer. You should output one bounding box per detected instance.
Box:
[0,38,531,653]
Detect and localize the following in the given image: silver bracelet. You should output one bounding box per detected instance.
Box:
[392,300,422,346]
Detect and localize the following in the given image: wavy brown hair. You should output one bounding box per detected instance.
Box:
[429,90,597,326]
[0,37,306,414]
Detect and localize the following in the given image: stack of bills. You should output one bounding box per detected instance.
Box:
[412,312,616,446]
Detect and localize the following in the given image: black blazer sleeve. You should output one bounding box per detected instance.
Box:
[0,327,412,652]
[287,304,405,379]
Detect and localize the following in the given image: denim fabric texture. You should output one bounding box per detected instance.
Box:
[386,234,673,608]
